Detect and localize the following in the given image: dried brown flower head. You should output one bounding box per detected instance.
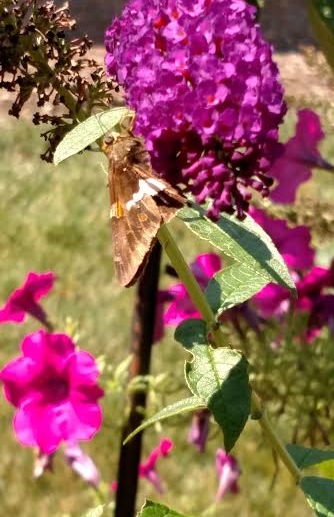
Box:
[0,0,118,161]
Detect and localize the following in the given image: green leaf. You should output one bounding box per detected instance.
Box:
[318,460,334,481]
[123,396,205,444]
[301,476,334,517]
[206,262,270,313]
[175,319,251,451]
[287,445,334,470]
[54,107,134,164]
[81,505,105,517]
[178,203,295,313]
[174,318,208,348]
[137,500,190,517]
[308,0,334,74]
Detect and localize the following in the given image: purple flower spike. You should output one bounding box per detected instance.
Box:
[0,271,55,328]
[215,448,240,502]
[269,109,334,204]
[105,0,286,219]
[0,330,104,454]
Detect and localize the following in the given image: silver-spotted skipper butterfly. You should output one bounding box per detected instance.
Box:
[103,132,185,287]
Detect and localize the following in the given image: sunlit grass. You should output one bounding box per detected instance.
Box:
[2,109,334,516]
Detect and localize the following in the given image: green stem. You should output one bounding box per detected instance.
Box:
[158,224,302,484]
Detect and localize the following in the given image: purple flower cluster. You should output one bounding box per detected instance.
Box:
[105,0,286,219]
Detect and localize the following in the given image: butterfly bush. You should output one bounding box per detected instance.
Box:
[0,330,104,453]
[0,271,55,328]
[105,0,286,219]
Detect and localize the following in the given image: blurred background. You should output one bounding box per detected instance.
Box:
[1,1,334,517]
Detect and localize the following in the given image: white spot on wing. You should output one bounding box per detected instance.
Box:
[125,178,165,210]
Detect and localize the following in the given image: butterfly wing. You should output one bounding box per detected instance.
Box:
[105,134,185,287]
[108,161,162,287]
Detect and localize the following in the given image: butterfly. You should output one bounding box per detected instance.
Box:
[103,132,185,287]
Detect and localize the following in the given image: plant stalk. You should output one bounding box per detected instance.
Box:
[114,242,162,517]
[158,224,302,484]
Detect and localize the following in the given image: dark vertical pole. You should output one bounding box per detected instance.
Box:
[114,242,162,517]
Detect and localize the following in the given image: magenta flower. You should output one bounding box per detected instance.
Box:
[162,253,222,326]
[249,207,314,270]
[253,264,334,341]
[0,330,104,454]
[64,443,101,488]
[215,449,240,502]
[253,281,291,318]
[105,0,286,219]
[33,443,100,488]
[188,409,210,453]
[139,438,173,493]
[0,271,55,328]
[269,109,334,204]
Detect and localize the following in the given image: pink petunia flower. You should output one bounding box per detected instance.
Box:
[253,264,334,342]
[249,207,314,270]
[0,271,55,328]
[269,109,334,204]
[139,438,173,494]
[252,282,291,318]
[162,254,222,326]
[188,409,211,453]
[215,449,240,502]
[0,330,104,454]
[64,442,101,488]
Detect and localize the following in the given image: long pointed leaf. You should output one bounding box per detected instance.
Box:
[301,476,334,517]
[123,396,205,444]
[54,107,134,164]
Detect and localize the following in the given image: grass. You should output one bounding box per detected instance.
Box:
[1,110,334,517]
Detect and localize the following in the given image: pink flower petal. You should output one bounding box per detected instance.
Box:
[2,330,103,452]
[0,272,55,326]
[269,109,334,204]
[64,443,100,487]
[191,253,222,283]
[14,403,62,452]
[23,272,55,300]
[68,351,102,386]
[250,207,314,270]
[1,356,39,406]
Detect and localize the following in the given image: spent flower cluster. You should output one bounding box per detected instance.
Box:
[0,0,116,160]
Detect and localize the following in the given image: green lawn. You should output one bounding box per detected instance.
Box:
[1,111,333,516]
